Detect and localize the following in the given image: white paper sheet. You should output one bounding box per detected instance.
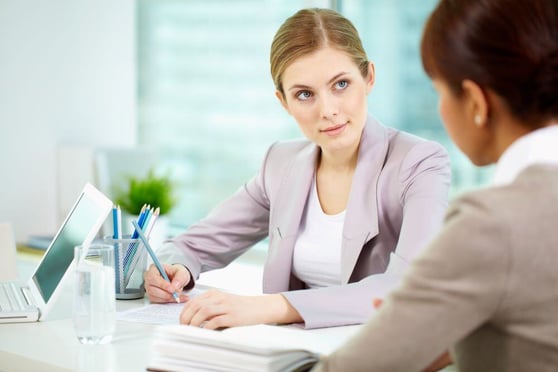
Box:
[117,287,205,324]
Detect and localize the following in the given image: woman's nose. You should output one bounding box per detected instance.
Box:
[318,93,340,119]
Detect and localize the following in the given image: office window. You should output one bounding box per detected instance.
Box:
[137,0,492,229]
[341,0,492,196]
[138,0,330,228]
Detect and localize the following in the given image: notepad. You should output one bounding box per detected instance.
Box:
[147,322,362,372]
[148,324,320,372]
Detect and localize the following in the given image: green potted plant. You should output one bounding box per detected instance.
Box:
[115,169,176,216]
[115,169,177,246]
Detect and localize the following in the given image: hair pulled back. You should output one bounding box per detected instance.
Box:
[421,0,558,127]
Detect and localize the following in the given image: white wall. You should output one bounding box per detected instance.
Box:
[0,0,136,241]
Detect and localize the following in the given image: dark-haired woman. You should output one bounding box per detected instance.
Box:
[313,0,558,370]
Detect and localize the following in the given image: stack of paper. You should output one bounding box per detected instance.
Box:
[148,324,334,372]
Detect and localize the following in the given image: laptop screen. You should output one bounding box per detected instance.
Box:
[32,191,108,303]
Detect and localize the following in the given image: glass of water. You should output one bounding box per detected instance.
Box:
[73,244,116,344]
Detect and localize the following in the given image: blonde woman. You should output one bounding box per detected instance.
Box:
[145,8,450,330]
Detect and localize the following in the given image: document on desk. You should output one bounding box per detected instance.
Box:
[118,302,184,324]
[148,323,363,372]
[117,287,204,325]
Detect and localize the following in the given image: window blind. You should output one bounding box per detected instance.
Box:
[137,0,492,229]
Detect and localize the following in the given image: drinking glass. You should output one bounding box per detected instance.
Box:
[73,244,116,344]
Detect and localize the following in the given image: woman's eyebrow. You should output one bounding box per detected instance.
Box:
[286,72,349,92]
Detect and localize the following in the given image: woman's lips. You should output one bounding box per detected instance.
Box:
[321,123,347,137]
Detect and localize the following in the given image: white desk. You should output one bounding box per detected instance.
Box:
[0,251,156,371]
[0,307,154,371]
[0,251,360,372]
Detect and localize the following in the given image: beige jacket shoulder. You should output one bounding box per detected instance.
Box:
[314,165,558,371]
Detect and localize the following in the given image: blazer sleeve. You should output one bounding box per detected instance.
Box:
[394,140,452,259]
[311,194,509,372]
[282,140,451,329]
[157,145,276,283]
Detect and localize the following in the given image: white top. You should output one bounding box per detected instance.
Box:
[292,176,344,288]
[493,124,558,186]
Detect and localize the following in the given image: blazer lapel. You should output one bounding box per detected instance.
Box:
[273,144,319,237]
[265,117,389,289]
[264,143,318,292]
[340,117,389,284]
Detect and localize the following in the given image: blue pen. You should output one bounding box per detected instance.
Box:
[112,205,122,290]
[123,205,149,273]
[112,205,121,239]
[132,220,180,303]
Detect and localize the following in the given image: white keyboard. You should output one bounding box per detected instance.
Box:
[0,282,27,312]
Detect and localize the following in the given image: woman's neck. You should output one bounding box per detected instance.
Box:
[318,145,359,174]
[316,146,359,215]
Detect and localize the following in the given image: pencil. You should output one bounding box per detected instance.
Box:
[131,220,180,303]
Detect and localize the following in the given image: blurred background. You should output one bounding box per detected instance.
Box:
[0,0,492,243]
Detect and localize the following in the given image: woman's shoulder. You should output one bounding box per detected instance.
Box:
[264,138,316,163]
[256,138,317,183]
[445,167,556,249]
[385,126,447,156]
[268,137,313,152]
[453,165,558,216]
[375,124,450,180]
[443,169,558,268]
[362,116,448,162]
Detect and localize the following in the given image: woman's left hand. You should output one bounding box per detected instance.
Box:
[180,289,300,329]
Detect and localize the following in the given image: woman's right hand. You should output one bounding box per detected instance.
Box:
[144,263,191,303]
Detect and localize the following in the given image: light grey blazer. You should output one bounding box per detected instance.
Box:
[162,116,451,328]
[313,165,558,371]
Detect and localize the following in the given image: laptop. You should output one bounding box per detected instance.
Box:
[0,183,112,323]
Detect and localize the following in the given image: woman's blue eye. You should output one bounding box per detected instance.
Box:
[335,80,348,90]
[296,90,312,101]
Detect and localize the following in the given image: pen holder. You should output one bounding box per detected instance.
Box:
[104,235,148,300]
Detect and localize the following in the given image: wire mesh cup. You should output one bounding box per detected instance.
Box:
[104,235,147,300]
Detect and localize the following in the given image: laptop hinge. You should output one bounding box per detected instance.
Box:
[20,286,34,306]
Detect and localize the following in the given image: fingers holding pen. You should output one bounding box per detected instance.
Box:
[143,264,173,303]
[167,264,191,291]
[167,264,190,303]
[144,263,190,303]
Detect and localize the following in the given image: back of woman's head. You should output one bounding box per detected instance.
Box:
[270,8,369,96]
[421,0,558,127]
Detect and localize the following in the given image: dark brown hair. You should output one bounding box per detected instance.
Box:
[270,8,369,96]
[421,0,558,127]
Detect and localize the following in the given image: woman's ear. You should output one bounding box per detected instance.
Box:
[366,62,375,94]
[275,90,291,114]
[462,79,489,127]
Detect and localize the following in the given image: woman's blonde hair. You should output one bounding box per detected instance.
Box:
[270,8,369,96]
